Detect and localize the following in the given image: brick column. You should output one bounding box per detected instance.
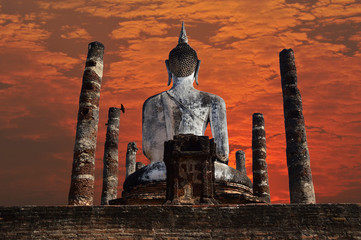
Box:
[126,142,138,178]
[68,41,104,206]
[101,107,120,205]
[236,150,247,174]
[280,49,315,203]
[252,113,271,203]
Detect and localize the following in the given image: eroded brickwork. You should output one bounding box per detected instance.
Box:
[252,113,271,203]
[68,41,104,206]
[280,49,316,204]
[0,204,360,239]
[164,134,217,205]
[101,107,121,205]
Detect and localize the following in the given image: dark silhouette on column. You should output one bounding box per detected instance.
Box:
[280,49,316,204]
[68,41,104,205]
[252,113,271,203]
[101,107,121,205]
[136,162,145,171]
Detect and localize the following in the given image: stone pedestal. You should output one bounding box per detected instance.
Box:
[164,134,218,205]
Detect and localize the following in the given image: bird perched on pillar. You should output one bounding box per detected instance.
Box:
[120,104,125,113]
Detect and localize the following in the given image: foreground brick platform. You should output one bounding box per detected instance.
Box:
[1,204,360,239]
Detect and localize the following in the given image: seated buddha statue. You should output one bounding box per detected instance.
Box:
[123,23,251,192]
[142,22,229,164]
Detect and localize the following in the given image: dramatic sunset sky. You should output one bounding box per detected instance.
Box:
[0,0,360,206]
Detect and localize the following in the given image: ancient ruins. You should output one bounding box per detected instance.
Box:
[101,107,121,205]
[280,49,316,204]
[3,22,361,240]
[68,42,104,206]
[68,23,316,206]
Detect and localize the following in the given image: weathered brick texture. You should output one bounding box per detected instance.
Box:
[280,49,316,204]
[69,41,104,206]
[1,204,360,239]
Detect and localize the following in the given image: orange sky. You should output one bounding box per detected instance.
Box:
[0,0,360,206]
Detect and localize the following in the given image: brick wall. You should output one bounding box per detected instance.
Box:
[1,204,360,239]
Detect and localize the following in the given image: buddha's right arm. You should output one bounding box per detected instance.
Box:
[142,95,168,163]
[210,96,230,164]
[142,102,151,160]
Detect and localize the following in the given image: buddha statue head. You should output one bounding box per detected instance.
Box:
[165,22,201,86]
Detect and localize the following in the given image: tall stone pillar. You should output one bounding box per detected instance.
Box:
[68,41,104,206]
[101,107,121,205]
[280,49,316,203]
[252,113,271,203]
[126,142,138,178]
[235,150,247,174]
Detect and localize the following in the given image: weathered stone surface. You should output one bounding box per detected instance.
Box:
[123,161,167,192]
[252,113,271,203]
[101,107,121,205]
[1,204,360,239]
[236,150,246,173]
[112,182,168,205]
[113,181,262,205]
[68,41,104,206]
[164,134,218,205]
[214,161,252,187]
[280,49,316,204]
[122,157,253,194]
[126,142,138,178]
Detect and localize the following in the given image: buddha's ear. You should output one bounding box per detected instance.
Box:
[165,60,172,86]
[194,60,201,85]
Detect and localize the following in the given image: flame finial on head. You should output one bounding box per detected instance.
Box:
[178,21,188,44]
[167,21,200,86]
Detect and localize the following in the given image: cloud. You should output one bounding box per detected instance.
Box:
[110,19,170,40]
[0,13,50,50]
[38,0,86,10]
[60,25,92,40]
[229,143,252,153]
[285,0,318,6]
[0,82,13,90]
[306,125,343,139]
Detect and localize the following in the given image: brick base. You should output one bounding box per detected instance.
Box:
[1,204,360,239]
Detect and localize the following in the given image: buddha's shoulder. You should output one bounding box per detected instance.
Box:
[142,92,167,109]
[197,90,226,105]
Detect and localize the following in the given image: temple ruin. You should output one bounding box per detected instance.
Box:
[2,22,360,240]
[66,23,317,207]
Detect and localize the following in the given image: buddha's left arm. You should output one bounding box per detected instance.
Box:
[210,96,229,164]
